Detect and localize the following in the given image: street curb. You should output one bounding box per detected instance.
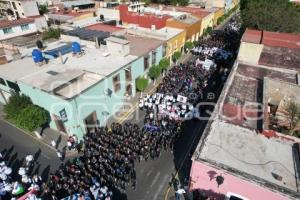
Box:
[0,119,77,157]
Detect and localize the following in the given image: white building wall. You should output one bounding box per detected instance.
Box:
[21,1,40,17]
[96,8,120,21]
[0,23,37,40]
[33,16,48,31]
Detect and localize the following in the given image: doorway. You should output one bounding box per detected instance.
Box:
[84,111,98,133]
[126,84,132,96]
[53,114,66,133]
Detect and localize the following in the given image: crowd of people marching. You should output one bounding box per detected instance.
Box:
[0,16,241,200]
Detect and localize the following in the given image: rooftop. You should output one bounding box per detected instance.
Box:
[122,34,163,56]
[241,29,262,44]
[85,23,123,33]
[0,18,34,29]
[196,120,299,195]
[164,5,212,18]
[64,28,110,41]
[62,0,95,8]
[47,9,95,22]
[172,14,200,24]
[242,29,300,49]
[222,63,297,128]
[117,26,184,41]
[0,40,137,99]
[258,46,300,72]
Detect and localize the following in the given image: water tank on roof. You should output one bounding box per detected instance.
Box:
[32,49,44,63]
[71,42,81,54]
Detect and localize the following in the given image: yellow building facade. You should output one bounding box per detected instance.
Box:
[212,8,225,26]
[166,29,187,61]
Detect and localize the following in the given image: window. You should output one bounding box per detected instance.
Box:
[3,27,13,34]
[125,67,132,82]
[113,74,120,92]
[162,44,167,57]
[152,50,156,65]
[144,56,149,70]
[0,78,6,86]
[21,24,29,31]
[12,2,17,9]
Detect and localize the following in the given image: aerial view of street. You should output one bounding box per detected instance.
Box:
[0,0,299,200]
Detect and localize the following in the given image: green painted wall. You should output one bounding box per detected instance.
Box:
[0,44,164,139]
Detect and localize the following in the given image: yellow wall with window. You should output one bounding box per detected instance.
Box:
[198,13,214,36]
[212,8,225,26]
[166,29,187,61]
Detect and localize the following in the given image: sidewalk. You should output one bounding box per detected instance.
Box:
[106,52,193,125]
[0,103,77,157]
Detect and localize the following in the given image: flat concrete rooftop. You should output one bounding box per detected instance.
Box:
[196,120,298,193]
[0,40,137,99]
[259,46,300,72]
[119,26,184,41]
[124,34,163,57]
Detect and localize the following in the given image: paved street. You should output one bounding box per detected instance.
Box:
[0,119,63,181]
[0,15,236,199]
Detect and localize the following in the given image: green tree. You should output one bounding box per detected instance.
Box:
[159,58,170,71]
[148,65,162,80]
[4,93,32,121]
[184,41,194,50]
[136,77,149,92]
[240,0,300,33]
[38,4,48,15]
[15,105,49,132]
[42,28,62,40]
[172,51,181,62]
[178,0,189,6]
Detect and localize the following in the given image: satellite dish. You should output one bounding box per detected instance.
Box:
[36,40,44,49]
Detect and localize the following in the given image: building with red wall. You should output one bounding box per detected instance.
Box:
[119,5,171,29]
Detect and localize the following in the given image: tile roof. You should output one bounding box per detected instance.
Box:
[0,18,34,29]
[85,23,123,33]
[262,31,300,49]
[242,29,300,49]
[241,29,262,44]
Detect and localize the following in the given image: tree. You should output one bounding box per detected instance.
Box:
[285,101,300,135]
[148,65,161,81]
[159,58,170,71]
[184,41,194,50]
[136,77,148,92]
[15,105,49,132]
[178,0,189,6]
[38,4,48,15]
[172,51,181,62]
[42,28,62,40]
[4,93,32,121]
[240,0,300,33]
